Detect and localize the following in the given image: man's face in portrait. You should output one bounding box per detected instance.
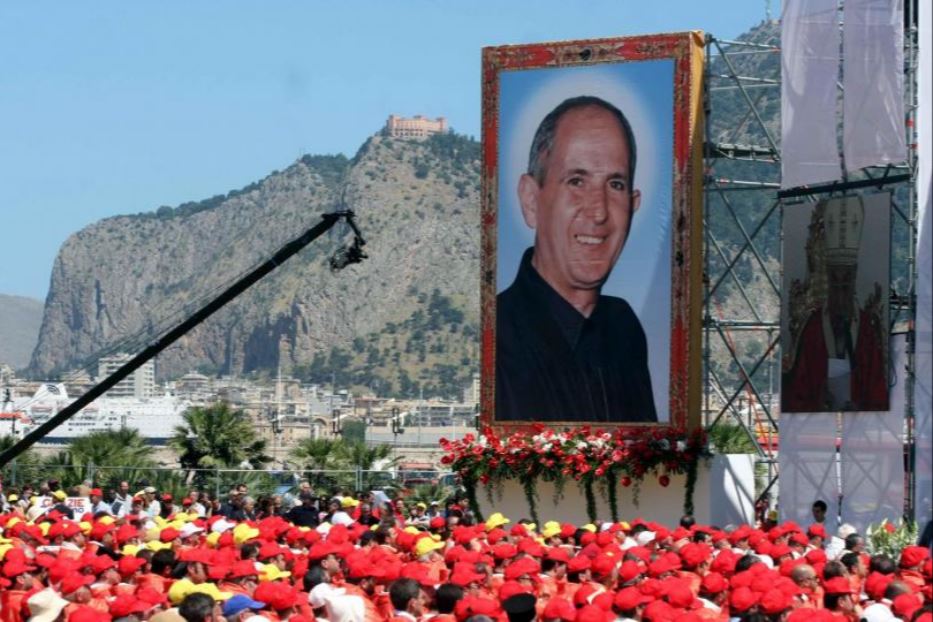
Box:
[519,105,640,306]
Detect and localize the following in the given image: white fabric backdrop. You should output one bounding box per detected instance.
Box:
[840,336,906,531]
[781,0,842,188]
[915,0,933,528]
[779,412,839,533]
[842,0,907,171]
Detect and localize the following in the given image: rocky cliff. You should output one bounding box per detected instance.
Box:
[30,133,481,398]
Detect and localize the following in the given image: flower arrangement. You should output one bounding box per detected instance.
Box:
[866,518,919,560]
[440,424,709,524]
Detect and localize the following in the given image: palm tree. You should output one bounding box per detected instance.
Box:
[169,403,270,484]
[337,441,399,491]
[63,427,156,487]
[0,435,44,488]
[289,437,343,491]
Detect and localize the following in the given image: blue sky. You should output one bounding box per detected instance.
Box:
[0,1,774,300]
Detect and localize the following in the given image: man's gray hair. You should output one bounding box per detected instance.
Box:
[527,95,638,188]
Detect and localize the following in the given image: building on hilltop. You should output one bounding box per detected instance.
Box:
[385,114,448,139]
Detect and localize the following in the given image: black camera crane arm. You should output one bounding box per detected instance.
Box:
[0,210,364,468]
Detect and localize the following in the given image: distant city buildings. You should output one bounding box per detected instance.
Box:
[385,114,448,139]
[98,354,155,399]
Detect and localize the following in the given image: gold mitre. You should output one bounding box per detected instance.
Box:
[822,196,863,267]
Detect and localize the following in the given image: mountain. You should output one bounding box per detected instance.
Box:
[30,132,481,399]
[31,20,800,399]
[0,294,44,369]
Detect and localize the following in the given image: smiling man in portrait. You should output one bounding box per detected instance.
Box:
[496,95,657,423]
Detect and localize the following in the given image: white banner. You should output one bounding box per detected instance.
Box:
[781,0,842,188]
[843,0,907,171]
[778,412,839,533]
[915,0,933,528]
[840,336,906,532]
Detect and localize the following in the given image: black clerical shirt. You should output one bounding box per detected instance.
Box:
[496,248,658,422]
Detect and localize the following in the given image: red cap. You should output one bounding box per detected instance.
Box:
[900,545,930,568]
[575,604,611,622]
[822,576,855,595]
[159,527,180,543]
[663,581,701,610]
[590,555,616,577]
[546,547,571,564]
[701,572,728,594]
[542,597,576,622]
[618,560,643,583]
[117,556,146,576]
[892,593,923,620]
[429,517,446,530]
[109,594,150,618]
[729,586,759,613]
[567,556,592,573]
[492,543,518,560]
[807,523,827,539]
[498,580,532,601]
[89,488,103,497]
[679,543,711,569]
[613,586,652,610]
[758,588,792,614]
[2,559,36,578]
[59,573,94,595]
[503,557,540,581]
[69,605,112,622]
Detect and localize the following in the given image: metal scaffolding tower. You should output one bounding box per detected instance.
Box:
[702,12,921,516]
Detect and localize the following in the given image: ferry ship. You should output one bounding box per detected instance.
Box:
[0,383,190,445]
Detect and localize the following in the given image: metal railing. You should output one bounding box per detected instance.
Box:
[0,464,454,502]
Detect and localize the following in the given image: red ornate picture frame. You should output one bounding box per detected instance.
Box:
[480,32,705,434]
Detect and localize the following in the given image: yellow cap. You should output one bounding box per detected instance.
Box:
[205,532,221,548]
[413,536,445,558]
[259,564,292,582]
[6,517,21,529]
[168,578,196,605]
[233,524,260,545]
[122,544,140,556]
[416,502,427,510]
[618,521,631,531]
[79,521,92,535]
[341,497,359,509]
[541,521,562,539]
[0,544,13,560]
[98,515,116,526]
[485,512,510,531]
[6,495,18,503]
[145,540,173,552]
[581,524,597,533]
[52,490,67,501]
[190,582,233,602]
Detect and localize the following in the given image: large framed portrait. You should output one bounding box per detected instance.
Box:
[480,32,705,431]
[781,193,891,413]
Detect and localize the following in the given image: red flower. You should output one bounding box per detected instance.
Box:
[883,522,896,534]
[658,475,670,487]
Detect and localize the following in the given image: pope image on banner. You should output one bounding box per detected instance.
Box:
[781,194,890,412]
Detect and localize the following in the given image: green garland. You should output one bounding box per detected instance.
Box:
[683,458,699,516]
[462,471,483,521]
[606,469,620,522]
[521,474,540,525]
[582,477,597,523]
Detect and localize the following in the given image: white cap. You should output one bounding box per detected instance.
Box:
[308,583,345,609]
[211,518,235,534]
[635,531,656,546]
[860,603,897,622]
[179,523,205,538]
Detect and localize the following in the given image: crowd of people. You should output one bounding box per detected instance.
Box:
[0,479,930,622]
